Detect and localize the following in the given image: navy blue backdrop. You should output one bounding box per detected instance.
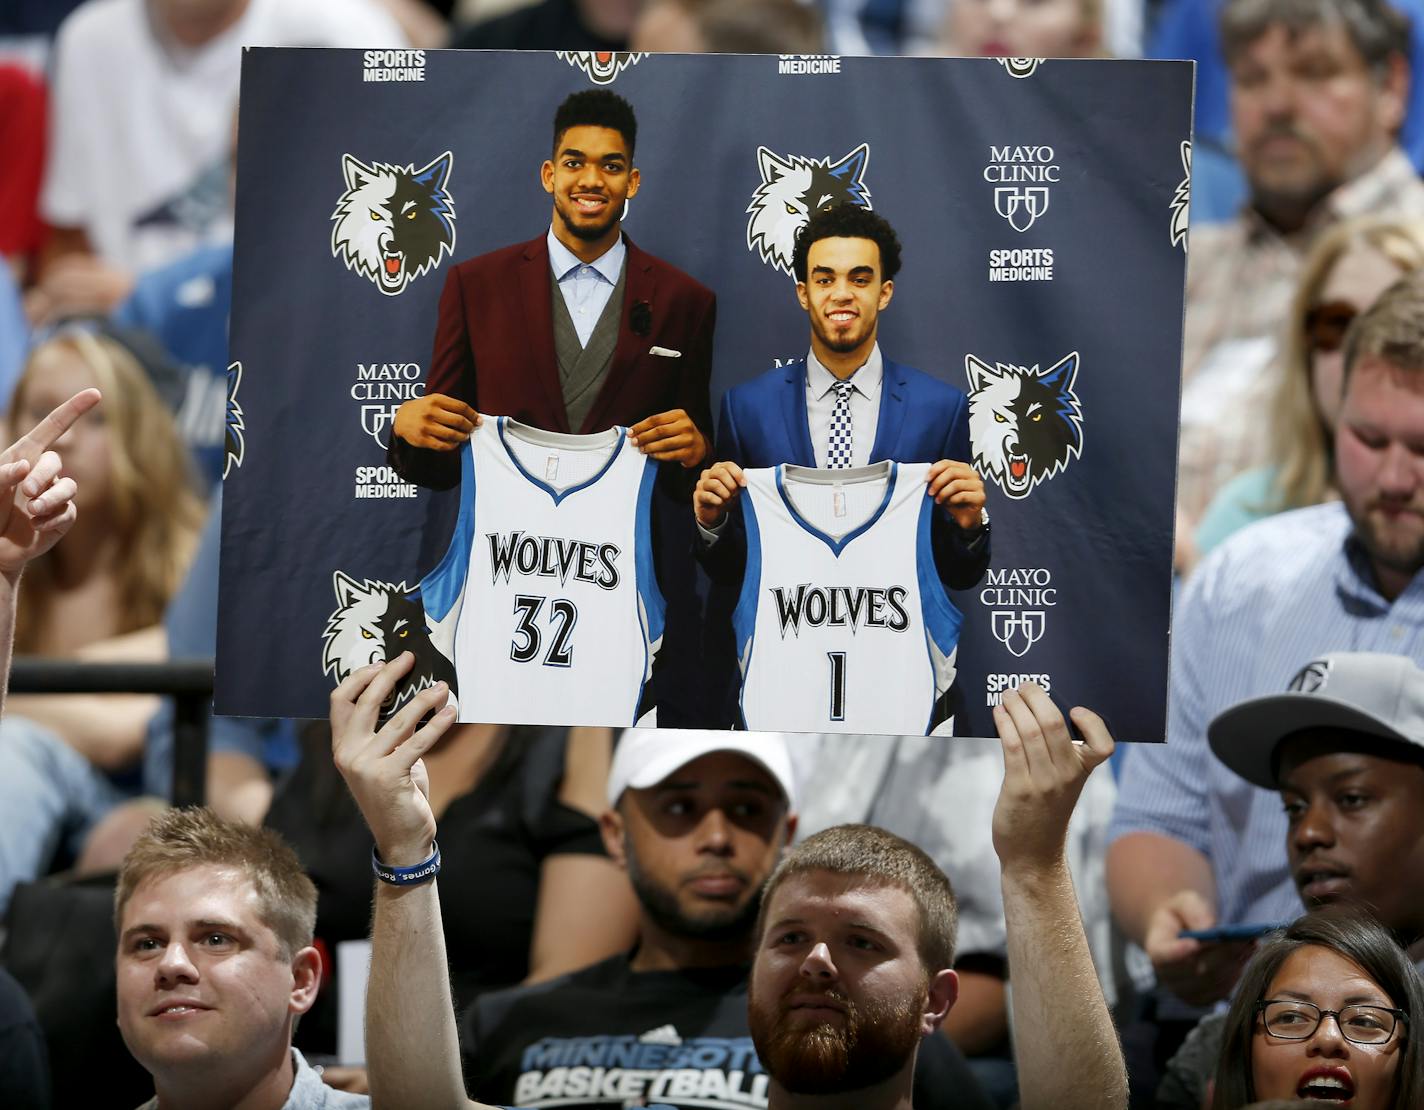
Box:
[217,48,1193,740]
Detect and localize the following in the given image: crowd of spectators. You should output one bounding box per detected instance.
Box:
[7,0,1424,1108]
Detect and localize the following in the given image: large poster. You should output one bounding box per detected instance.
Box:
[217,48,1192,740]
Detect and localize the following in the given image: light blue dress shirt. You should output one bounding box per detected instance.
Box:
[546,227,626,349]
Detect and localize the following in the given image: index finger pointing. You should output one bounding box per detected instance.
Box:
[9,389,102,462]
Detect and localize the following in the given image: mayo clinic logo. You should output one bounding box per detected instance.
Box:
[985,146,1060,233]
[351,361,424,450]
[980,567,1057,658]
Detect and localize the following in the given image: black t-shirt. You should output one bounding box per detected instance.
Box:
[462,954,994,1110]
[266,727,607,1053]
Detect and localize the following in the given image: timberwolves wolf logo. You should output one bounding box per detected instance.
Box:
[331,152,456,296]
[967,352,1084,499]
[223,361,244,480]
[322,572,457,718]
[997,58,1043,78]
[557,51,645,85]
[1171,140,1191,251]
[746,144,871,275]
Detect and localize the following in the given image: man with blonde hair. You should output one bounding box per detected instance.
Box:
[114,807,363,1109]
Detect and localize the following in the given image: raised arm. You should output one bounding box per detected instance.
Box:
[991,683,1126,1110]
[329,652,496,1110]
[0,387,99,716]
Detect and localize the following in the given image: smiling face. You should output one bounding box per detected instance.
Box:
[541,124,639,259]
[605,752,792,942]
[747,869,954,1096]
[1279,736,1424,938]
[115,865,319,1087]
[1334,356,1424,598]
[1251,945,1405,1107]
[1230,22,1404,225]
[795,236,894,371]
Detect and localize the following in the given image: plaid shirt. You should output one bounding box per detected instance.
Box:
[1177,148,1424,530]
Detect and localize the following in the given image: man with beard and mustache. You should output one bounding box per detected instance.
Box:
[1174,0,1424,555]
[335,652,1121,1109]
[390,89,716,490]
[329,672,992,1110]
[1109,272,1424,1091]
[1153,651,1424,1109]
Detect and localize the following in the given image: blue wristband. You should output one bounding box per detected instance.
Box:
[372,841,441,886]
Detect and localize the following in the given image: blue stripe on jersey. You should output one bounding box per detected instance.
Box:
[635,457,665,646]
[732,491,763,728]
[773,462,898,557]
[418,438,478,622]
[496,416,628,506]
[916,495,964,731]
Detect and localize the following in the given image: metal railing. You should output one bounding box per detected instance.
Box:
[8,658,214,807]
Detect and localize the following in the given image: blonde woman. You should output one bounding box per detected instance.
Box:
[5,326,204,768]
[1193,217,1424,563]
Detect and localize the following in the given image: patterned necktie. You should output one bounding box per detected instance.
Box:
[827,380,854,468]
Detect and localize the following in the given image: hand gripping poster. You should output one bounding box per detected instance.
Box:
[217,48,1192,740]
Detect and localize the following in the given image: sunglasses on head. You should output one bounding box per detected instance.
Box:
[1304,300,1359,353]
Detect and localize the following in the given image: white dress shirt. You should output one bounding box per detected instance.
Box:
[700,346,883,542]
[546,227,626,349]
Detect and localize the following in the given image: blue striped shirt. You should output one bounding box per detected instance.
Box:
[1109,501,1424,926]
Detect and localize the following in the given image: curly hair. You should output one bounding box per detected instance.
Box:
[791,205,902,284]
[552,90,637,160]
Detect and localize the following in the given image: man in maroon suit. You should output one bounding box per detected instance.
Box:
[389,89,716,490]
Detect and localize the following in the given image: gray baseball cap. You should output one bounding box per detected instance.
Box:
[1208,653,1424,788]
[607,729,798,811]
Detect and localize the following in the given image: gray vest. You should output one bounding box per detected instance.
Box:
[551,262,626,432]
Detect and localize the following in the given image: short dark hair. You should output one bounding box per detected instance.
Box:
[791,205,902,284]
[1220,0,1410,75]
[1210,908,1424,1110]
[552,90,637,160]
[1343,269,1424,381]
[756,824,957,975]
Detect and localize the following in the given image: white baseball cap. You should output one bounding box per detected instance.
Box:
[1208,653,1424,788]
[607,730,798,811]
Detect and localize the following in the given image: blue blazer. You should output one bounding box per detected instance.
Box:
[710,358,987,590]
[717,357,972,471]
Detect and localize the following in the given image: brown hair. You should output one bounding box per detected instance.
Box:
[1343,269,1424,382]
[757,824,957,974]
[1210,908,1424,1110]
[115,807,317,959]
[1266,218,1424,513]
[1220,0,1410,73]
[10,330,204,651]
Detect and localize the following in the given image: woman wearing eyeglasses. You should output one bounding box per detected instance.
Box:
[1209,909,1424,1109]
[1191,217,1424,570]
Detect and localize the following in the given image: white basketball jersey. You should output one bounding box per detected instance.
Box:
[734,461,961,735]
[420,417,663,726]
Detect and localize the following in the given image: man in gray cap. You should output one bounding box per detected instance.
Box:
[1157,651,1424,1109]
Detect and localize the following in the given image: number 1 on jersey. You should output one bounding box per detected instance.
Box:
[827,651,847,721]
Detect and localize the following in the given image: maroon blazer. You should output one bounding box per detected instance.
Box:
[391,232,716,488]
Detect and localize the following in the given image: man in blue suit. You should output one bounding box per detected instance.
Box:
[695,204,989,589]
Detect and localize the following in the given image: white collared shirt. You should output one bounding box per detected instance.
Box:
[546,226,626,348]
[805,344,883,468]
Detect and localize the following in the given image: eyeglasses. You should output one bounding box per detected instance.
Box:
[1258,999,1408,1045]
[1304,300,1359,353]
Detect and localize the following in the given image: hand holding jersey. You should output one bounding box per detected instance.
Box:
[393,392,482,451]
[925,459,986,529]
[627,407,708,467]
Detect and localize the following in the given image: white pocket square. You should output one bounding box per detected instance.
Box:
[649,346,682,358]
